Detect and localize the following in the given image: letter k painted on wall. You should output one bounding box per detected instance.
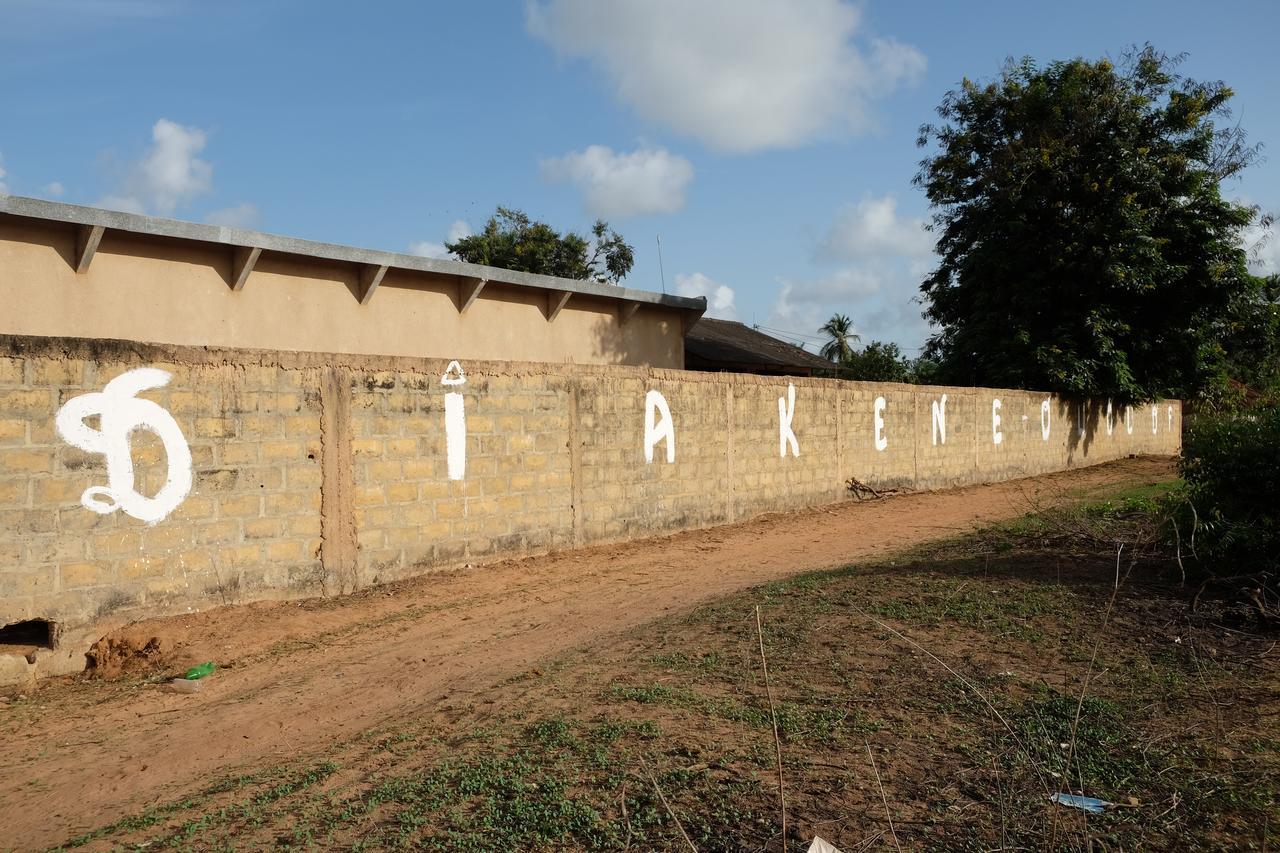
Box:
[778,384,799,458]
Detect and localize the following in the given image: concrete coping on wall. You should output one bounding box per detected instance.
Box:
[0,195,708,320]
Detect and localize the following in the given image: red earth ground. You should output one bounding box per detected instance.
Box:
[0,456,1175,849]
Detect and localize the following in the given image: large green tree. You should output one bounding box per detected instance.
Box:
[843,341,911,383]
[1212,272,1280,404]
[446,206,635,284]
[915,47,1265,400]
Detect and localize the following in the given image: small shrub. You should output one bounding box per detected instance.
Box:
[1180,404,1280,593]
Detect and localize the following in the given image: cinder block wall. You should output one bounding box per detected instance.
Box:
[0,335,1182,683]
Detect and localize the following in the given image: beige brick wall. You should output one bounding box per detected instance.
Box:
[349,369,576,583]
[0,352,324,652]
[0,336,1182,683]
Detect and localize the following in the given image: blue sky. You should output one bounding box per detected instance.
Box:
[2,0,1277,356]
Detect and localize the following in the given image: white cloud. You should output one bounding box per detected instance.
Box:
[542,145,694,218]
[102,118,213,215]
[768,283,847,346]
[768,264,931,352]
[98,194,147,215]
[819,194,934,261]
[409,241,450,259]
[768,195,939,349]
[868,37,929,88]
[674,272,736,320]
[446,219,472,243]
[42,181,64,197]
[409,220,472,260]
[787,267,884,302]
[527,0,926,152]
[205,202,259,229]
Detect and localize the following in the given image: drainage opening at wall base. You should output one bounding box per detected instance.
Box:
[0,619,56,660]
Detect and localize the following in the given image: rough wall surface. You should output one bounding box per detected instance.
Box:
[0,335,1182,684]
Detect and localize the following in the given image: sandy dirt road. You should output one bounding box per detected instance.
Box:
[0,457,1174,849]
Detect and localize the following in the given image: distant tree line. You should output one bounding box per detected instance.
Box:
[446,206,634,285]
[817,313,938,384]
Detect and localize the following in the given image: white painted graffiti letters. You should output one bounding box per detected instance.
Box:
[778,384,799,458]
[932,394,947,446]
[441,360,467,481]
[992,398,1003,445]
[874,396,887,452]
[645,389,675,463]
[55,367,192,525]
[1041,398,1051,441]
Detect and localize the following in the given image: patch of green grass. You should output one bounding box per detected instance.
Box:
[312,716,766,852]
[68,716,762,852]
[972,687,1280,848]
[1012,693,1142,791]
[607,681,872,744]
[650,649,726,674]
[55,761,338,850]
[608,682,693,705]
[156,761,341,845]
[860,576,1071,641]
[1109,648,1196,703]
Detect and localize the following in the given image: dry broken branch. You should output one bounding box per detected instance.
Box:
[845,476,900,501]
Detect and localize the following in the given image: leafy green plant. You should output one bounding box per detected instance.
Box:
[1180,405,1280,610]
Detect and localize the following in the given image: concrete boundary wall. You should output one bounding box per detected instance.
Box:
[0,334,1182,684]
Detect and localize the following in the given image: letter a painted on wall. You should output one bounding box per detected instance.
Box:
[778,384,799,458]
[644,389,675,463]
[442,360,467,480]
[55,367,193,525]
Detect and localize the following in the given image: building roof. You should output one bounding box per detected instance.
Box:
[0,195,707,319]
[684,318,834,374]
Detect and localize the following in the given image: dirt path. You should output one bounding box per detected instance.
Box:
[0,457,1173,849]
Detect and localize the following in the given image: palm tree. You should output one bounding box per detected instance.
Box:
[819,313,859,364]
